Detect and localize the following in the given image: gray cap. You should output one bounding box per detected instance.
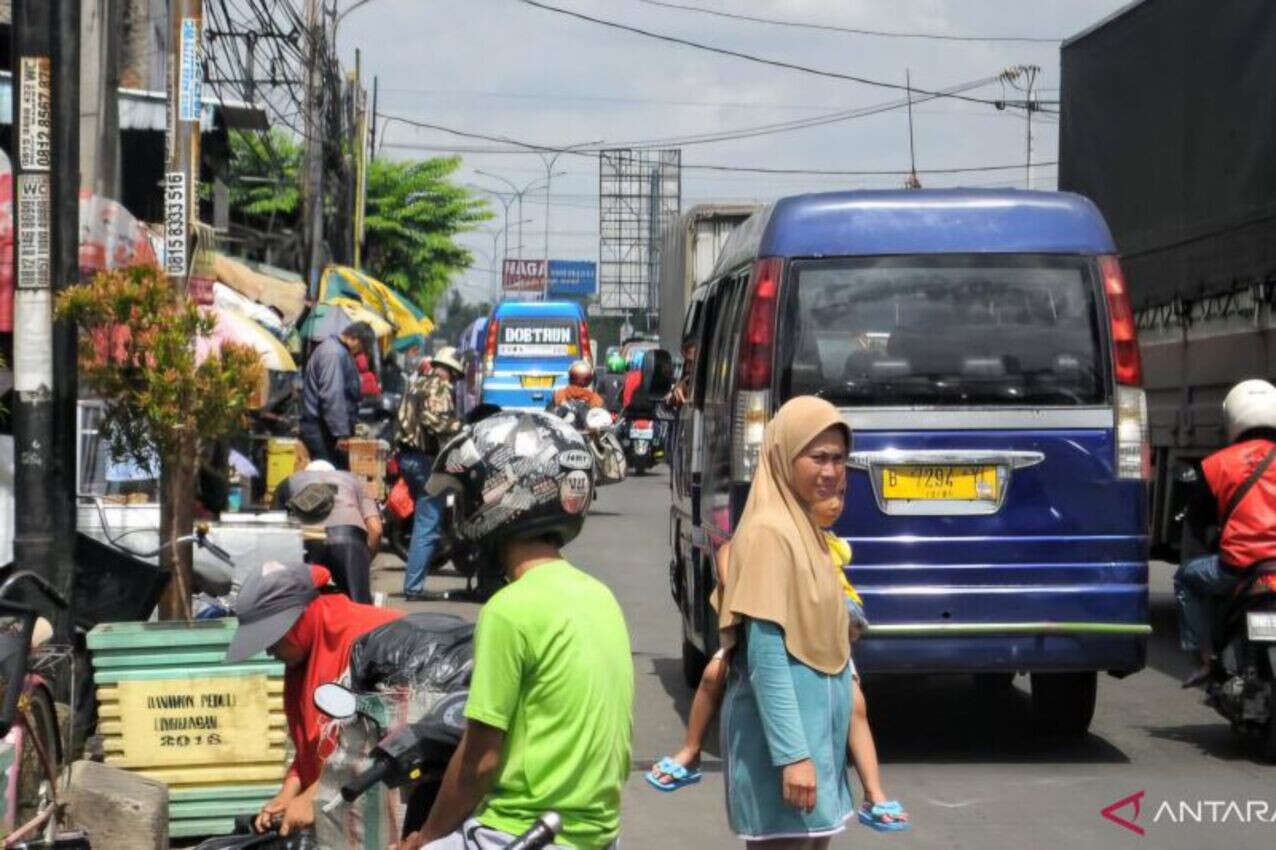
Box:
[224,561,319,663]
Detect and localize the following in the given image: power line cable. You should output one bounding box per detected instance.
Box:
[631,0,1061,43]
[516,0,1028,107]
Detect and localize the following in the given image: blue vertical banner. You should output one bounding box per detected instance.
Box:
[546,260,597,297]
[179,18,203,123]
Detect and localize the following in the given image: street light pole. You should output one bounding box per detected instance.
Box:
[474,171,556,259]
[538,140,601,267]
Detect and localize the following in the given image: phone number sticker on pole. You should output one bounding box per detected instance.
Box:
[164,172,188,276]
[17,56,51,171]
[15,174,50,290]
[178,18,203,123]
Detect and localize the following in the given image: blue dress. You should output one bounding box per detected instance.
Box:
[722,619,855,840]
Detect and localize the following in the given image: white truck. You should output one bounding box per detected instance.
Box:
[657,204,761,352]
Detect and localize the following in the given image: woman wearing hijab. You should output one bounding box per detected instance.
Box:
[224,562,402,835]
[717,396,855,848]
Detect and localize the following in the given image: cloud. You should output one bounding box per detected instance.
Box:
[335,0,1129,300]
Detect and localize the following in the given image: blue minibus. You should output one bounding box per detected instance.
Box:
[479,301,591,411]
[669,189,1151,734]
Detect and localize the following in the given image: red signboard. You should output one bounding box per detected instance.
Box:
[502,258,545,297]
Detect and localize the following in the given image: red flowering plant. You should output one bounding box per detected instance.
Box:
[56,265,263,619]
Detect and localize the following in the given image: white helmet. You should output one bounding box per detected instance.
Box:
[1222,379,1276,443]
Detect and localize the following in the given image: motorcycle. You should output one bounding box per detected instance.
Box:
[1201,564,1276,761]
[548,402,626,486]
[616,414,665,475]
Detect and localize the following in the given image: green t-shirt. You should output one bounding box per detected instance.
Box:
[465,560,634,849]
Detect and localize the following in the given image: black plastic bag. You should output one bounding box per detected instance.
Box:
[348,612,474,694]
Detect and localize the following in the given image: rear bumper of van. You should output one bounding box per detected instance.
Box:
[854,624,1148,675]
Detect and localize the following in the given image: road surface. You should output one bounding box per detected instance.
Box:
[376,469,1276,849]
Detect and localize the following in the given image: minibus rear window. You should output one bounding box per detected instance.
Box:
[496,318,579,358]
[777,255,1107,406]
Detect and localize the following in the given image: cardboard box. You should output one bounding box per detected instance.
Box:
[347,438,388,501]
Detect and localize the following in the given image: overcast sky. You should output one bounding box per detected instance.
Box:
[336,0,1132,303]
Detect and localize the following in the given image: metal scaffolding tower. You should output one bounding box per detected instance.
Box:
[598,148,681,319]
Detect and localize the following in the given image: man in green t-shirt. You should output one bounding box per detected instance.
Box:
[404,411,634,850]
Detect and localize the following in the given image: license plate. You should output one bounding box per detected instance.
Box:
[631,428,654,439]
[881,465,999,501]
[633,441,650,455]
[1247,611,1276,642]
[520,375,555,388]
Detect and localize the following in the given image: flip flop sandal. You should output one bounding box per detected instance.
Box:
[859,800,912,832]
[645,756,703,792]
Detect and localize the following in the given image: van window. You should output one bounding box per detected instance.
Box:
[495,318,579,358]
[777,255,1107,406]
[705,271,749,405]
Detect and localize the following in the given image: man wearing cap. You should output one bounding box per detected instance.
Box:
[300,321,372,469]
[225,562,400,836]
[395,346,465,599]
[272,460,382,603]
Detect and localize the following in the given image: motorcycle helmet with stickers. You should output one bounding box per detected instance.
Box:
[425,410,595,554]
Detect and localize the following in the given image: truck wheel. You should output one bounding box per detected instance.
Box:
[682,638,708,691]
[1030,671,1097,737]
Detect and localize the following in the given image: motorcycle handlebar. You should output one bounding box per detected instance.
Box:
[340,757,392,802]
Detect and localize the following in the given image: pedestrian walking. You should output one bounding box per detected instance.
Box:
[716,396,857,848]
[273,459,382,603]
[300,322,370,469]
[395,346,464,599]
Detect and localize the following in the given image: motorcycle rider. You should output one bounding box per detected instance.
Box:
[403,411,634,850]
[598,351,628,413]
[1176,378,1276,688]
[552,360,605,409]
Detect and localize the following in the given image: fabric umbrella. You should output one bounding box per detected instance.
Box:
[323,297,394,352]
[199,305,297,372]
[299,302,352,342]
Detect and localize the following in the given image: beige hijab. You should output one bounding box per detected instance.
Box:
[717,396,851,675]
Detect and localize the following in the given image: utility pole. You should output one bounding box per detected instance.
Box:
[351,48,368,268]
[302,0,326,292]
[370,75,378,161]
[80,0,121,199]
[10,0,75,631]
[1022,64,1039,190]
[904,69,921,190]
[164,0,203,293]
[51,0,81,635]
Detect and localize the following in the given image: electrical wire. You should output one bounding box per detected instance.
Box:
[515,0,1029,107]
[630,0,1061,43]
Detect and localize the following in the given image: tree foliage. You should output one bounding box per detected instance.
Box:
[431,289,493,346]
[54,265,264,467]
[225,131,489,314]
[362,156,490,312]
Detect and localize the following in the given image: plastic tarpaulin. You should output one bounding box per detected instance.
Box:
[0,149,158,332]
[198,305,297,372]
[212,281,286,338]
[319,265,433,345]
[1059,0,1276,309]
[214,253,307,326]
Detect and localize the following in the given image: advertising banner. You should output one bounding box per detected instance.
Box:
[547,260,597,297]
[502,258,545,299]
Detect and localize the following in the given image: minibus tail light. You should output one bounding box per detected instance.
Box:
[731,258,783,482]
[578,319,591,364]
[736,258,783,391]
[1099,255,1142,387]
[483,318,500,375]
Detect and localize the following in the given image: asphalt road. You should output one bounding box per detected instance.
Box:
[375,469,1276,849]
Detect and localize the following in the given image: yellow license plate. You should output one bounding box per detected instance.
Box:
[520,375,555,388]
[881,465,999,501]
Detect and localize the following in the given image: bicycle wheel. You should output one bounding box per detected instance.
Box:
[15,685,60,828]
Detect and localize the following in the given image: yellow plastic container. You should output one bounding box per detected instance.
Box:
[265,437,301,504]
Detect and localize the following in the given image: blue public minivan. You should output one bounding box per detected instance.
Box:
[669,190,1150,734]
[479,301,591,411]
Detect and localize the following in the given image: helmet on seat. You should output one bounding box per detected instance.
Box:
[568,360,594,387]
[1223,379,1276,443]
[426,411,594,550]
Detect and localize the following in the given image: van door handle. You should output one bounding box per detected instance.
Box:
[847,450,1045,470]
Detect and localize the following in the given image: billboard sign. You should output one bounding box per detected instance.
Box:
[547,260,597,297]
[502,258,545,299]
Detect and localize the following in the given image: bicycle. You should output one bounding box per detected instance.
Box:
[0,570,88,849]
